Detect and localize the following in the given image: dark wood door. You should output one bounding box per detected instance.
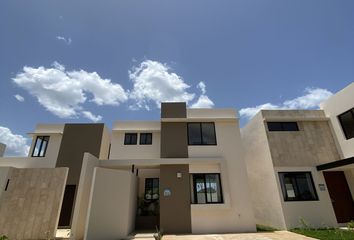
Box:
[324,171,354,223]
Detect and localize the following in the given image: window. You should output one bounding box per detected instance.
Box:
[191,174,223,204]
[140,133,152,145]
[32,136,49,157]
[124,133,137,145]
[279,172,318,201]
[145,178,159,200]
[267,122,299,131]
[187,123,217,145]
[338,108,354,140]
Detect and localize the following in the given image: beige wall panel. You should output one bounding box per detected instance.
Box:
[344,169,354,200]
[110,131,161,159]
[0,167,11,199]
[267,121,340,167]
[242,113,287,229]
[190,121,256,233]
[84,168,137,240]
[71,153,100,240]
[0,167,68,240]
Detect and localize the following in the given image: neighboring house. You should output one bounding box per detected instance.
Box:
[0,102,256,240]
[242,82,354,229]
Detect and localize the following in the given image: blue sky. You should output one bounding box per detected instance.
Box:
[0,0,354,156]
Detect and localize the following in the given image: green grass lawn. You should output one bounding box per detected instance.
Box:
[292,228,354,240]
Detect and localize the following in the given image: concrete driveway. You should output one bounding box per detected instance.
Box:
[129,231,317,240]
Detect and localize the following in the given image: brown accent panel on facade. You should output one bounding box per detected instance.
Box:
[161,122,188,158]
[56,124,104,185]
[161,102,186,118]
[0,168,68,240]
[159,164,191,234]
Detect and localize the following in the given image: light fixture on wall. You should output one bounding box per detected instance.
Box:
[177,172,182,178]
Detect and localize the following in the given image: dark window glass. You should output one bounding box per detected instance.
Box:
[279,172,318,201]
[188,123,216,145]
[32,136,49,157]
[191,174,223,204]
[338,109,354,140]
[145,178,159,200]
[140,133,152,145]
[124,133,137,145]
[58,185,76,227]
[267,122,299,131]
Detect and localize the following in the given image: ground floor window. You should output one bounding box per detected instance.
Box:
[279,172,318,201]
[191,173,223,204]
[145,178,159,201]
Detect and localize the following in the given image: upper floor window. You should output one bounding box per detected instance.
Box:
[279,172,318,201]
[140,133,152,145]
[32,136,49,157]
[338,108,354,140]
[267,122,299,131]
[187,123,216,145]
[124,133,137,145]
[145,178,159,201]
[191,173,223,204]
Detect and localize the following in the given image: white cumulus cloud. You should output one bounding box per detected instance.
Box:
[81,111,102,122]
[14,94,25,102]
[0,126,30,156]
[239,88,333,120]
[129,60,195,109]
[190,81,214,108]
[12,62,128,121]
[56,36,72,45]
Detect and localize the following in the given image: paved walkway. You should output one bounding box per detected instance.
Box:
[129,231,317,240]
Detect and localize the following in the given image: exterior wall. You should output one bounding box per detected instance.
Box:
[159,164,191,233]
[321,82,354,158]
[71,153,100,240]
[56,124,104,185]
[27,133,63,167]
[189,119,256,233]
[84,168,137,240]
[274,167,338,229]
[99,125,111,160]
[241,113,287,229]
[266,120,340,167]
[161,122,188,158]
[0,167,68,240]
[110,127,160,159]
[0,167,10,199]
[0,143,5,157]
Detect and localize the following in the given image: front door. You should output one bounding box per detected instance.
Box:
[324,171,354,223]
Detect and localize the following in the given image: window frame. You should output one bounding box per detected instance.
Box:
[278,171,319,202]
[31,136,50,157]
[191,173,223,204]
[187,122,217,146]
[338,108,354,140]
[140,133,153,145]
[124,133,138,145]
[144,178,159,201]
[267,122,299,132]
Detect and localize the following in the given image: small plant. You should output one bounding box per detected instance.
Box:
[153,226,163,240]
[299,217,310,230]
[347,220,354,230]
[0,235,9,240]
